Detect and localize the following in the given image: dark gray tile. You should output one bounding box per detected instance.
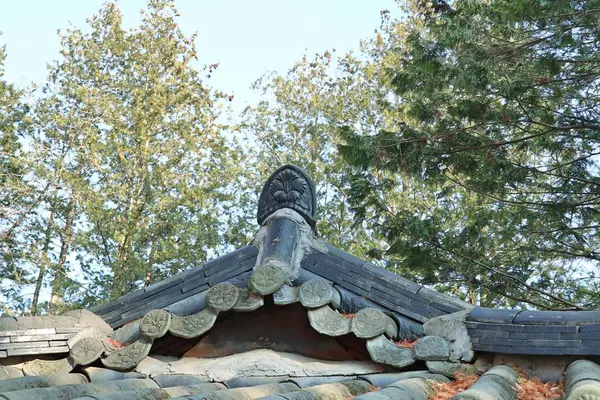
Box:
[525,339,582,348]
[508,332,560,340]
[467,307,521,324]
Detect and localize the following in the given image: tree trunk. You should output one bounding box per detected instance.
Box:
[49,200,75,313]
[145,237,156,287]
[111,176,146,296]
[31,204,55,315]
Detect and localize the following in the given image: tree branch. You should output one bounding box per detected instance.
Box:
[431,241,585,310]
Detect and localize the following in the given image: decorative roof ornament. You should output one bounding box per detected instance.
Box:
[257,164,317,229]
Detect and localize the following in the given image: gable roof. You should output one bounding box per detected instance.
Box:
[87,163,600,359]
[2,165,600,399]
[90,241,470,332]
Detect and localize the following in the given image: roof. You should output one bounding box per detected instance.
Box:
[90,245,259,329]
[467,307,600,355]
[2,164,600,399]
[0,360,595,399]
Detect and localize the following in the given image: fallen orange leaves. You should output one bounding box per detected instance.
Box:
[428,365,563,400]
[514,367,564,400]
[429,372,478,400]
[517,377,563,400]
[107,338,126,349]
[395,338,419,348]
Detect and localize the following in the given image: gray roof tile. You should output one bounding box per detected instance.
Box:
[92,245,258,329]
[467,307,600,355]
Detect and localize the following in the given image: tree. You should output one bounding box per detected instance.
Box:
[339,0,600,309]
[0,37,74,315]
[33,0,246,304]
[240,50,396,257]
[0,40,37,314]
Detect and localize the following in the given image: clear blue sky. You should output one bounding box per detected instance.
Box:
[0,0,396,110]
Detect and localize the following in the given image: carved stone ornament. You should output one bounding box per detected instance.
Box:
[307,305,352,337]
[351,308,389,338]
[139,309,171,339]
[415,335,451,361]
[249,264,286,295]
[69,337,105,366]
[232,288,264,312]
[206,283,239,312]
[169,307,218,339]
[257,165,317,229]
[367,334,416,369]
[101,337,153,371]
[299,279,333,308]
[22,358,73,376]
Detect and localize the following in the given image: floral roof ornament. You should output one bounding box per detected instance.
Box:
[257,164,317,230]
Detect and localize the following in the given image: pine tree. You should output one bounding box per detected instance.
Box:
[339,0,600,309]
[34,0,246,303]
[0,41,36,314]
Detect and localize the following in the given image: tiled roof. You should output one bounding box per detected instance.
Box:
[90,246,259,329]
[467,307,600,355]
[90,243,470,342]
[4,165,600,399]
[0,310,112,359]
[303,244,473,322]
[0,361,597,399]
[0,369,450,399]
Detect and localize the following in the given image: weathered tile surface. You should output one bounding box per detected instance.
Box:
[467,307,600,355]
[91,245,259,328]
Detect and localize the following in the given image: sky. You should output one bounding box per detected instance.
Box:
[0,0,397,112]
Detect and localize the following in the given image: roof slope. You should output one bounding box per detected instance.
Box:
[90,241,471,333]
[91,245,258,329]
[302,244,472,323]
[466,307,600,355]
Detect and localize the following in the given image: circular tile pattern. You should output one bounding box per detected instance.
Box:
[139,309,171,339]
[351,308,389,338]
[70,337,104,366]
[249,264,286,295]
[206,283,240,312]
[299,279,333,308]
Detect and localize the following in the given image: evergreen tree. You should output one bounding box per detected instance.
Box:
[339,0,600,309]
[34,0,245,303]
[0,41,35,314]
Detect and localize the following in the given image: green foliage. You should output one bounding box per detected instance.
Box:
[0,41,35,314]
[1,0,251,315]
[339,0,600,309]
[240,50,394,257]
[34,0,246,302]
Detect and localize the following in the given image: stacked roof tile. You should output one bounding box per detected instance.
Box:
[466,307,600,355]
[91,246,259,329]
